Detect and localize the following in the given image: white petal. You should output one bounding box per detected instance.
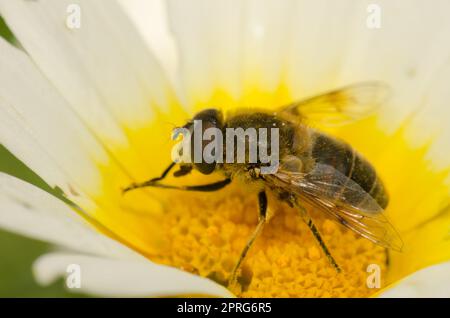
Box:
[167,0,243,105]
[0,0,172,149]
[0,37,114,203]
[287,0,363,96]
[118,0,178,84]
[288,0,450,130]
[408,59,450,169]
[379,262,450,298]
[33,252,233,297]
[238,0,297,97]
[167,0,297,106]
[0,173,139,260]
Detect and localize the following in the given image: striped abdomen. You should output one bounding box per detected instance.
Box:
[311,132,388,209]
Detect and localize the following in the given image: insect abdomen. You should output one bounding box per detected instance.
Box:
[311,132,389,209]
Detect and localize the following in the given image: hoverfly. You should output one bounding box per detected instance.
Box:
[123,82,403,286]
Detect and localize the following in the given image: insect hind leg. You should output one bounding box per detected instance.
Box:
[306,217,341,273]
[293,200,341,273]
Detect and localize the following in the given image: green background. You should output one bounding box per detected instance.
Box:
[0,16,85,297]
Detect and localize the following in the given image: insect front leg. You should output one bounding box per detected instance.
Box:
[122,162,177,193]
[123,162,231,194]
[228,191,267,289]
[122,162,197,193]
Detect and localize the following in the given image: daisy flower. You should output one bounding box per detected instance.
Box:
[0,0,449,297]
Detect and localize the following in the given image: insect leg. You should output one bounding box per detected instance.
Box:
[306,217,341,272]
[150,162,177,182]
[294,201,341,273]
[123,178,231,194]
[122,162,177,193]
[290,197,341,273]
[228,191,267,288]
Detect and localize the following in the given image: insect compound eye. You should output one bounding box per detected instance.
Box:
[195,162,216,175]
[192,108,223,127]
[192,119,218,175]
[190,108,223,175]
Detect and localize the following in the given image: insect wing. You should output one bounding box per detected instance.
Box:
[280,82,391,126]
[267,163,403,251]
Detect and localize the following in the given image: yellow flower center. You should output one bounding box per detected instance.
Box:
[89,89,450,298]
[149,186,387,297]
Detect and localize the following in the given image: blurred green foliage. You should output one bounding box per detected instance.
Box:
[0,229,84,298]
[0,15,14,43]
[0,16,84,297]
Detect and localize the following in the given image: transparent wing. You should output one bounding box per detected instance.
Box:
[266,163,403,251]
[280,82,391,126]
